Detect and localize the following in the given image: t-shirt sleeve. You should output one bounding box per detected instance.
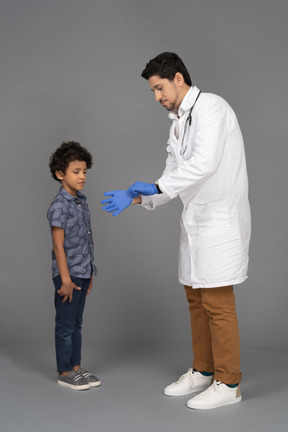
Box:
[47,202,68,230]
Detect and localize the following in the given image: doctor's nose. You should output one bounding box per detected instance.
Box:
[154,90,162,102]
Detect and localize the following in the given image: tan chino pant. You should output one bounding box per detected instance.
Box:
[184,285,242,385]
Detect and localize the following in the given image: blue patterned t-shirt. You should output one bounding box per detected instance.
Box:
[47,187,98,279]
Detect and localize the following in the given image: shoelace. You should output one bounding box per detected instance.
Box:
[81,371,93,378]
[197,381,225,399]
[79,368,93,378]
[176,368,193,384]
[72,373,83,382]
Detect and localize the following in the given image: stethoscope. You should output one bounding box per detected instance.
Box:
[180,90,202,156]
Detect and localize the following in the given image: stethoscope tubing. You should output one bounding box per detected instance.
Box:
[180,90,202,156]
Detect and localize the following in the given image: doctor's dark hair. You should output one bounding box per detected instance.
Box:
[141,52,192,86]
[49,141,93,182]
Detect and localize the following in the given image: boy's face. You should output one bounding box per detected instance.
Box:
[56,160,87,196]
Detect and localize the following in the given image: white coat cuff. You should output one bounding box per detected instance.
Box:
[141,192,172,210]
[157,177,178,200]
[141,195,154,210]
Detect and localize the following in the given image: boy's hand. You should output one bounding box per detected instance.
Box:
[87,276,93,296]
[57,281,81,303]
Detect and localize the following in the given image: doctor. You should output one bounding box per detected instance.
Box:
[102,52,251,410]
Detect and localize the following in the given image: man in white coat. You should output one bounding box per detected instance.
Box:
[102,52,251,410]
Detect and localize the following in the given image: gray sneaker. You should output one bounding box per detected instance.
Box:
[57,370,90,390]
[79,367,101,388]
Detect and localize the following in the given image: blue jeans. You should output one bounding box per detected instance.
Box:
[53,275,91,373]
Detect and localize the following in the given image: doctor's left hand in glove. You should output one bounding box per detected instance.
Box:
[102,182,160,216]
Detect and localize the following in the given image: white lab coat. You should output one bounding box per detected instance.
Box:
[141,86,251,288]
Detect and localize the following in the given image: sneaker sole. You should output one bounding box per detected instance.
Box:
[57,380,90,391]
[164,384,210,397]
[187,396,242,410]
[88,381,101,388]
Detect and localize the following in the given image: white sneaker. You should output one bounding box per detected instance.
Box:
[187,380,242,409]
[163,369,213,396]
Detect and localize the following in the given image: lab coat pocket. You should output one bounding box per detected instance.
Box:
[182,205,197,236]
[181,138,195,161]
[166,138,174,153]
[166,139,177,162]
[166,144,172,153]
[194,201,231,236]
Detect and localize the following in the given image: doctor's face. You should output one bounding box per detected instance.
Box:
[148,75,183,112]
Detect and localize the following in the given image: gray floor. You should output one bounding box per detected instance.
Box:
[0,342,287,432]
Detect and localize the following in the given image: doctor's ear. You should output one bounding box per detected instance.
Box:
[174,72,185,86]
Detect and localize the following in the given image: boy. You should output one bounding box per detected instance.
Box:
[47,141,100,390]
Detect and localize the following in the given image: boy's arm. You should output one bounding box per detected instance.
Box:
[52,226,81,303]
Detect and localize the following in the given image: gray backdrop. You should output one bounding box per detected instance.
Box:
[1,0,287,354]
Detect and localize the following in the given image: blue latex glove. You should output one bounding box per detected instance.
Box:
[128,182,158,197]
[101,190,133,216]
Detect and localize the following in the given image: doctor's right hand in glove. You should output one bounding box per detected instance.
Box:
[128,181,160,197]
[102,182,161,216]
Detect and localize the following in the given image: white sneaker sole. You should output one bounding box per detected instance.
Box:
[187,395,242,410]
[164,383,210,397]
[57,380,90,391]
[88,380,101,388]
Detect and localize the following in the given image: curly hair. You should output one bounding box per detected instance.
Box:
[141,52,192,86]
[49,141,93,182]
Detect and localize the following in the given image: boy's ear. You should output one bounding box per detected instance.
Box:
[55,170,64,181]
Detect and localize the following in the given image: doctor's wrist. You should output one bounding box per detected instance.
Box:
[132,196,142,205]
[154,181,162,194]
